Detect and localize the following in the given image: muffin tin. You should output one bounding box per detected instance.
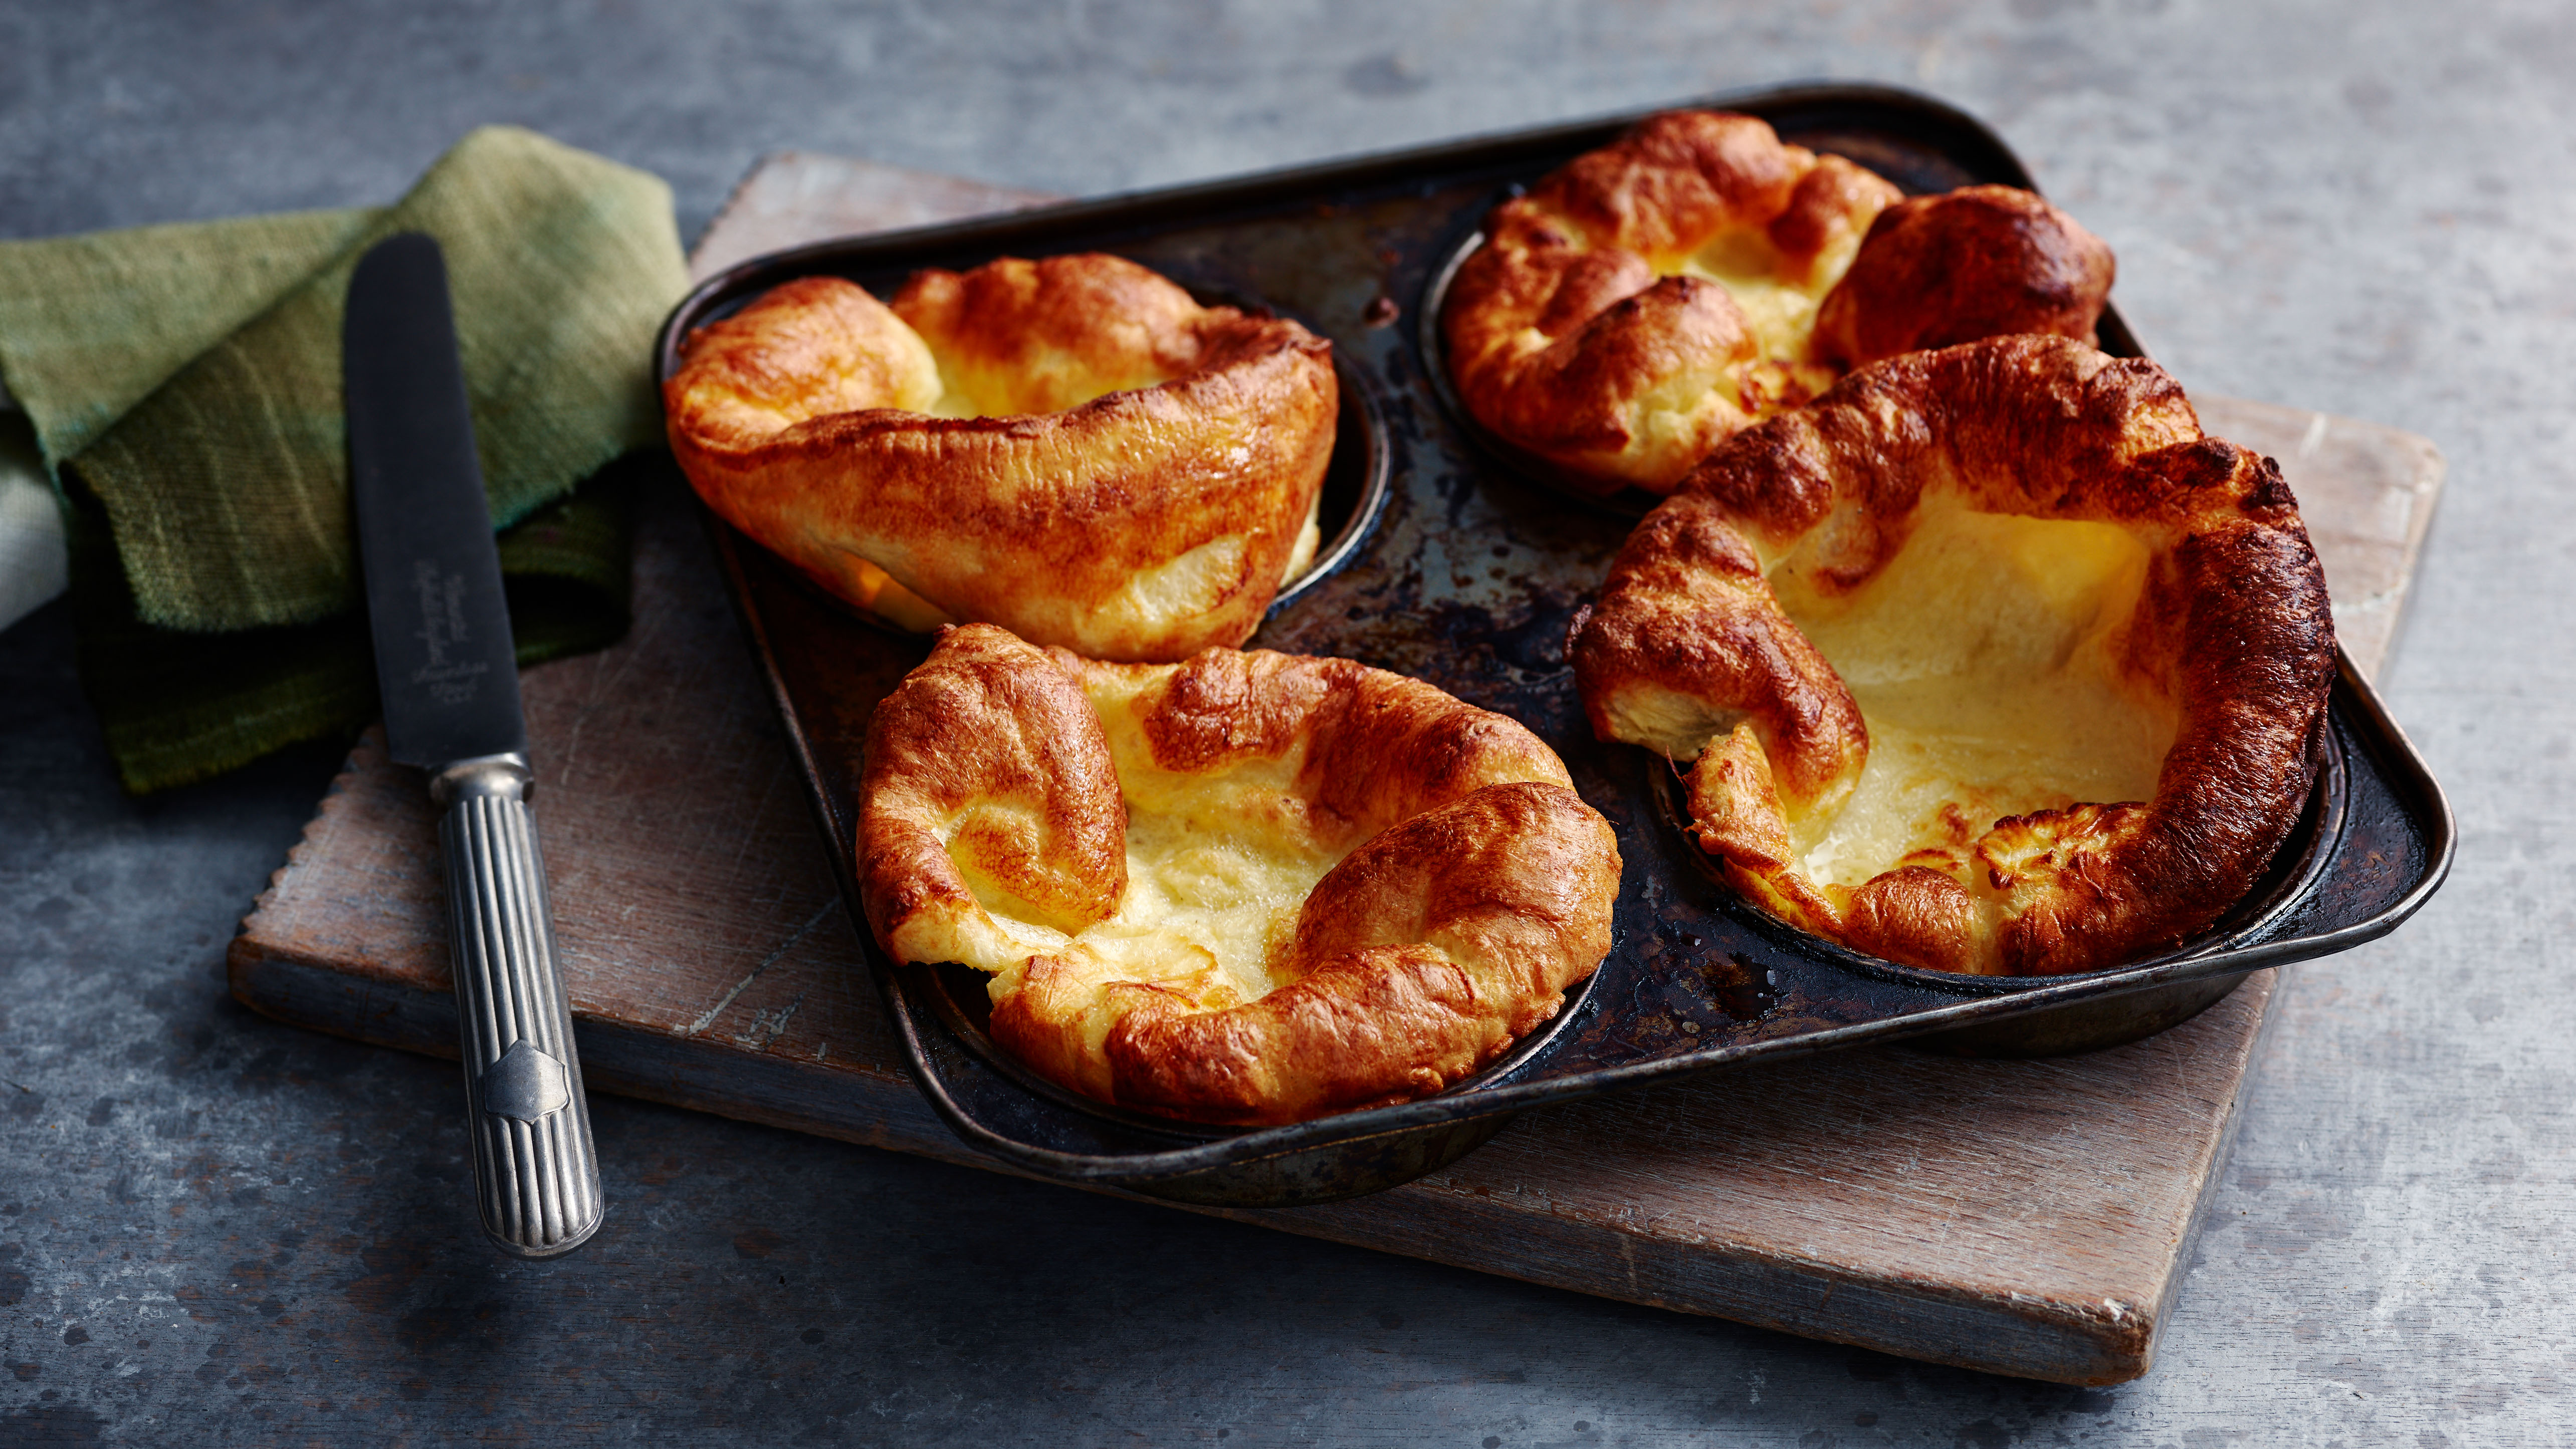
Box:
[656,83,2453,1208]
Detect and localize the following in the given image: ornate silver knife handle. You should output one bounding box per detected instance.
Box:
[431,754,604,1258]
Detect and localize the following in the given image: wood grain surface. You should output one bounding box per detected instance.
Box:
[227,152,2445,1387]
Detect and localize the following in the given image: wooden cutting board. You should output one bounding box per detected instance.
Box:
[228,152,2445,1387]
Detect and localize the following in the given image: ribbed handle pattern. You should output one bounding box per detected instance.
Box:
[439,764,604,1258]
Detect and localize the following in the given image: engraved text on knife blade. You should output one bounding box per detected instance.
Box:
[411,557,488,705]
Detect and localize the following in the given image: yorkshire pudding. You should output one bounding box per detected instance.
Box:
[666,254,1338,661]
[1570,336,2336,976]
[858,623,1623,1125]
[1441,110,2114,496]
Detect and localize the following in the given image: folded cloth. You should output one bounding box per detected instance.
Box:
[0,413,66,631]
[0,126,690,792]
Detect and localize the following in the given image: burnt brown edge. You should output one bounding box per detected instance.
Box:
[222,942,2175,1384]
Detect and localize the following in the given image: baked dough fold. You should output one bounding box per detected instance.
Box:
[1441,111,2113,496]
[1571,335,2335,975]
[666,254,1338,661]
[860,624,1622,1125]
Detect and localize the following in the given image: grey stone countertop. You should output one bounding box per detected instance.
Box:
[3,2,2569,1443]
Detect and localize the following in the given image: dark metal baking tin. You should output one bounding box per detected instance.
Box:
[657,83,2454,1209]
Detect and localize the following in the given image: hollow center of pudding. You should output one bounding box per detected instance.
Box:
[1662,221,1870,409]
[1765,502,2179,890]
[955,725,1357,1014]
[893,311,1189,421]
[1672,229,1838,366]
[1083,789,1342,1011]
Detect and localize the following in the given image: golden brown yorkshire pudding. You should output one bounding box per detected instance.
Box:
[1570,336,2336,976]
[858,623,1622,1126]
[1441,111,2114,496]
[665,254,1338,662]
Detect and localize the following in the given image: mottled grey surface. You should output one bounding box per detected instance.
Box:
[3,0,2570,1443]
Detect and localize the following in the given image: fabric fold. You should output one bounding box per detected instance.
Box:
[0,125,690,792]
[70,126,687,633]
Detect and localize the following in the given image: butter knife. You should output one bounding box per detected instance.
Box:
[344,232,605,1258]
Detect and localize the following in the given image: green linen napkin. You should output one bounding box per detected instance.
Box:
[0,126,691,792]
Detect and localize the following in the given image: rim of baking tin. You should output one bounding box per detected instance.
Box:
[1271,351,1393,611]
[670,82,2457,1190]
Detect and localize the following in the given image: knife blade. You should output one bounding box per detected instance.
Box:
[345,232,604,1259]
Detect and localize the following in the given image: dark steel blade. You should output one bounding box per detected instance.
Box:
[345,232,526,769]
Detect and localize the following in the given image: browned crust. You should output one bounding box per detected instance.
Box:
[665,256,1338,662]
[860,625,1622,1125]
[1814,185,2116,368]
[1686,334,2203,561]
[1571,492,1869,812]
[1571,335,2336,975]
[856,624,1126,958]
[1440,111,2116,497]
[1842,868,1980,975]
[1440,112,1873,495]
[1526,110,1811,256]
